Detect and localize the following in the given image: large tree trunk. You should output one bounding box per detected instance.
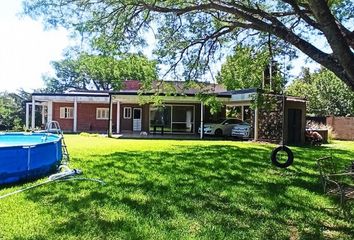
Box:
[307,0,354,90]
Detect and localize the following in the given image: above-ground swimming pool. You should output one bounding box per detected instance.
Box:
[0,133,62,185]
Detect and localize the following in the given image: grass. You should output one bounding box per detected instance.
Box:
[0,136,353,239]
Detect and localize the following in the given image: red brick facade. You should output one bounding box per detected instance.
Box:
[53,102,117,133]
[52,102,206,134]
[52,102,74,132]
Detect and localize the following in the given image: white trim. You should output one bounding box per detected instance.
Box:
[32,95,109,103]
[60,107,74,119]
[96,108,109,120]
[109,97,113,136]
[123,107,132,119]
[25,102,30,130]
[73,97,78,132]
[47,101,53,123]
[31,98,35,129]
[41,105,45,125]
[116,102,120,133]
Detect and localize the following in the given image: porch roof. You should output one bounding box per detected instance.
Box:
[32,88,304,105]
[32,89,232,104]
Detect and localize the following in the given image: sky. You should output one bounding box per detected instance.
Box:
[0,0,70,92]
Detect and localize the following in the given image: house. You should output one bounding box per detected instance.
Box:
[27,80,306,144]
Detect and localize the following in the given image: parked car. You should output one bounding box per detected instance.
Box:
[231,121,251,138]
[198,118,244,136]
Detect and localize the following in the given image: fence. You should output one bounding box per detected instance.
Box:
[326,116,354,140]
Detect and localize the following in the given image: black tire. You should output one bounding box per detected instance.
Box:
[215,129,223,136]
[271,145,294,168]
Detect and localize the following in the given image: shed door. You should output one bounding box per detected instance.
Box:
[288,109,302,144]
[133,108,142,131]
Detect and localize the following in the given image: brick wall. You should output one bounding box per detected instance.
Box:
[52,102,117,133]
[52,102,74,132]
[326,116,354,140]
[77,103,117,133]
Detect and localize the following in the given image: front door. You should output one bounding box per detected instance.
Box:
[288,109,302,144]
[133,108,142,131]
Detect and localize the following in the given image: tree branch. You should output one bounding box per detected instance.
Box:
[307,0,354,89]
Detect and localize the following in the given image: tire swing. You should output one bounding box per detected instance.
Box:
[270,94,294,168]
[271,145,293,168]
[266,43,294,168]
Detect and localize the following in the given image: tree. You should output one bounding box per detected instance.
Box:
[216,45,270,90]
[286,68,354,116]
[0,92,26,130]
[44,53,158,92]
[23,0,354,90]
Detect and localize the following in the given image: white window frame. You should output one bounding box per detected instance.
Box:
[96,108,109,120]
[123,107,132,119]
[60,107,74,119]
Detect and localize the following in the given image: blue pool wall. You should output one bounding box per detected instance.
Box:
[0,133,62,185]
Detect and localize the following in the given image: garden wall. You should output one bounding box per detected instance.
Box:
[257,95,283,143]
[326,116,354,140]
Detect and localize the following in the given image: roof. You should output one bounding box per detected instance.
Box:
[31,81,305,102]
[32,91,110,97]
[32,80,230,98]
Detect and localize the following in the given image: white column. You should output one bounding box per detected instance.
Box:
[116,101,120,133]
[31,98,35,130]
[25,102,30,130]
[41,104,45,125]
[108,95,113,136]
[73,97,78,132]
[254,106,259,141]
[200,102,204,139]
[47,101,53,123]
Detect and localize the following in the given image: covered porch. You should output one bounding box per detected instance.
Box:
[108,92,231,139]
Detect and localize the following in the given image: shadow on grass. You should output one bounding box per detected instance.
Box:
[22,143,354,239]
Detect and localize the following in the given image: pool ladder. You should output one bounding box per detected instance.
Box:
[45,121,70,164]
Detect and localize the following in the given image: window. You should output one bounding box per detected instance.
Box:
[149,105,195,133]
[96,108,109,120]
[171,106,194,133]
[60,107,74,119]
[150,106,172,132]
[123,107,132,119]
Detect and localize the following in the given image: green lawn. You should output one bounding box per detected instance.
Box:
[0,136,353,239]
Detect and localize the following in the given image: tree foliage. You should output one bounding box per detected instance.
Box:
[286,68,354,116]
[0,91,29,130]
[44,53,158,92]
[22,0,354,90]
[216,45,269,90]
